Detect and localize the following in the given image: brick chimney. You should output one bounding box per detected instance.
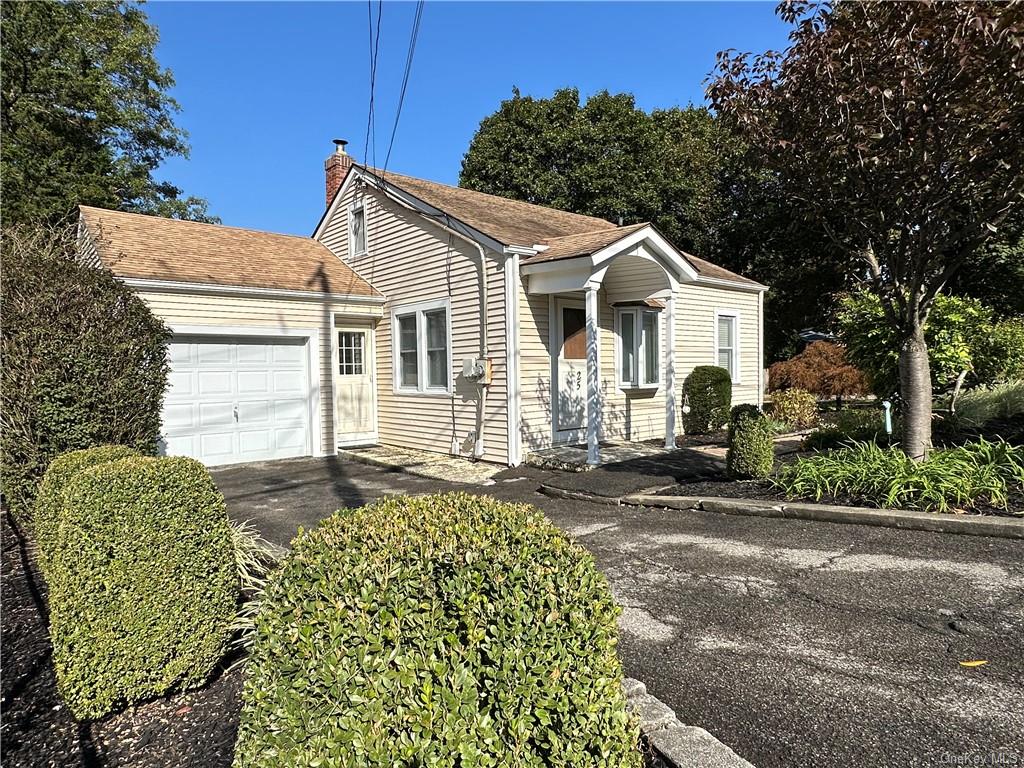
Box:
[324,139,352,206]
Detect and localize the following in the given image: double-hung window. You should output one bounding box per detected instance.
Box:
[716,311,740,382]
[616,307,660,388]
[349,203,367,256]
[393,300,450,393]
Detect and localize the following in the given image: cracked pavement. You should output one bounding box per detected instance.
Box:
[217,457,1024,768]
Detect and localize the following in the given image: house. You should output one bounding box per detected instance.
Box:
[78,140,767,468]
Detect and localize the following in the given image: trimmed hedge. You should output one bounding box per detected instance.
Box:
[727,405,774,479]
[1,223,170,522]
[34,445,141,579]
[770,388,819,430]
[47,456,237,720]
[683,366,732,434]
[234,493,641,768]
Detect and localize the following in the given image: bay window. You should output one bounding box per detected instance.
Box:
[616,307,660,388]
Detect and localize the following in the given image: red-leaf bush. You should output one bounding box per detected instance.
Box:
[768,342,870,399]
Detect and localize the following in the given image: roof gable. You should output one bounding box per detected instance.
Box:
[79,206,380,298]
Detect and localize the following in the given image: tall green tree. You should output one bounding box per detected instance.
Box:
[1,1,216,226]
[948,212,1024,318]
[709,0,1024,459]
[459,87,850,361]
[461,88,734,255]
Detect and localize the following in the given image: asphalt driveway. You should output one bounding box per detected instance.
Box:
[214,456,1024,768]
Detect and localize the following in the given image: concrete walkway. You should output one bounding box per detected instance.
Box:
[215,456,1024,768]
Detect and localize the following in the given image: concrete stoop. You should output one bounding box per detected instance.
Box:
[624,678,754,768]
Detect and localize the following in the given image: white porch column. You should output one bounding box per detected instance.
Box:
[585,283,601,466]
[664,293,677,449]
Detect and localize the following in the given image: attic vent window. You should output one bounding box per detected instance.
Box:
[350,204,367,255]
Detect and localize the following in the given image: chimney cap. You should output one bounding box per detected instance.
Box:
[332,138,349,154]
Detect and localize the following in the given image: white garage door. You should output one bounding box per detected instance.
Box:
[161,336,312,465]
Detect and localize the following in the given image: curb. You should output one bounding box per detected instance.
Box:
[540,484,623,505]
[623,677,754,768]
[540,485,1024,539]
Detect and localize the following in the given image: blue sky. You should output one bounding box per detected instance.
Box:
[147,2,791,235]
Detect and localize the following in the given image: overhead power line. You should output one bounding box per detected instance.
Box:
[363,0,383,168]
[382,0,426,178]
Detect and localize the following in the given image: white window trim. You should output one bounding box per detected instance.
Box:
[391,298,452,395]
[614,307,661,391]
[348,201,368,257]
[714,309,742,385]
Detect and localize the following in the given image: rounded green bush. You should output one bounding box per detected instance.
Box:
[34,445,141,578]
[47,456,237,720]
[683,365,733,434]
[1,223,170,521]
[234,492,641,768]
[770,388,819,429]
[727,404,774,479]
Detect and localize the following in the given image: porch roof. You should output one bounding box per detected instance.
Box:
[522,222,765,289]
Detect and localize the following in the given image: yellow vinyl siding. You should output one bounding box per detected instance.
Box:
[676,282,761,407]
[320,183,510,463]
[135,289,381,454]
[518,268,763,453]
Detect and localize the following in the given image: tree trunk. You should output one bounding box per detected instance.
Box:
[898,324,932,461]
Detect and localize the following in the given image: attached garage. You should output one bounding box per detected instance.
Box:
[77,205,384,468]
[162,335,315,465]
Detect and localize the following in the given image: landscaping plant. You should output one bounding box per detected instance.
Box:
[769,388,819,430]
[710,2,1024,460]
[33,445,141,579]
[803,409,891,452]
[775,438,1024,514]
[683,365,732,434]
[727,405,774,480]
[768,342,870,403]
[0,222,171,522]
[838,290,1021,399]
[46,456,237,720]
[950,380,1024,429]
[234,493,641,768]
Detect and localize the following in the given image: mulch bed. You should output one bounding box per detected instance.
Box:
[674,430,728,449]
[1,512,242,768]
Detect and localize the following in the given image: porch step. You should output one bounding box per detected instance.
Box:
[524,450,592,473]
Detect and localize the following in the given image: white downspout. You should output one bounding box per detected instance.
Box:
[472,239,488,458]
[504,252,522,466]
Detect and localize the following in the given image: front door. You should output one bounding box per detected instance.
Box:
[334,325,376,446]
[555,298,587,442]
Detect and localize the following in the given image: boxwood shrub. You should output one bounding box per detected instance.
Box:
[47,456,237,720]
[683,366,732,434]
[33,445,141,579]
[234,493,641,768]
[727,404,774,479]
[770,388,819,430]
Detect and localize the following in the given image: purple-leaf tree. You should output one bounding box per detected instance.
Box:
[708,0,1024,459]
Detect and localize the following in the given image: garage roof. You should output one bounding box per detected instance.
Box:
[79,206,381,299]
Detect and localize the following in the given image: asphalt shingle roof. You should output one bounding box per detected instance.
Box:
[360,169,762,288]
[359,167,616,245]
[79,206,381,298]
